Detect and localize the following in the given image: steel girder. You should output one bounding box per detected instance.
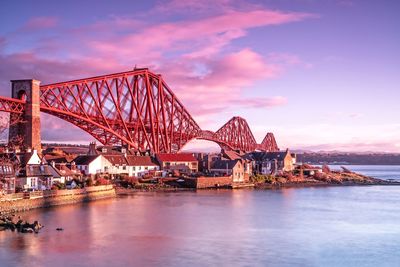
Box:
[39,69,201,153]
[0,97,25,113]
[257,132,279,152]
[0,69,279,153]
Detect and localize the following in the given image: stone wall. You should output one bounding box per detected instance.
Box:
[0,185,116,214]
[184,176,232,189]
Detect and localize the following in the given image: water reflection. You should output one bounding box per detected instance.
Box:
[1,187,400,267]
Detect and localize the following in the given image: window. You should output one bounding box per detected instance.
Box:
[123,165,126,170]
[145,166,148,170]
[132,166,136,171]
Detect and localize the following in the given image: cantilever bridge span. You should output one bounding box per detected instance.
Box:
[0,69,279,153]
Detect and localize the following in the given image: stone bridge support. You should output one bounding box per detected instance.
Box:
[9,79,41,152]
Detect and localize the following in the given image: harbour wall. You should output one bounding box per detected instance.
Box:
[0,185,116,214]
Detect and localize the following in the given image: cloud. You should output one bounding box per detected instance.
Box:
[0,2,316,143]
[153,48,282,123]
[235,96,288,108]
[0,52,125,95]
[87,8,314,62]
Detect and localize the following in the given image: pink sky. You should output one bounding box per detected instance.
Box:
[0,0,399,152]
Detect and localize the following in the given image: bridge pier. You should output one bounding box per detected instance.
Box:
[9,79,41,152]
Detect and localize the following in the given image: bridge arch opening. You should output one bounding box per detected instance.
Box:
[40,113,94,144]
[180,139,222,153]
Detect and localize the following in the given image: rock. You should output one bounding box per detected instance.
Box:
[21,228,34,233]
[9,223,16,232]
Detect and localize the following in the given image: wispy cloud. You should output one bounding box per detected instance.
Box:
[0,1,316,143]
[235,96,288,109]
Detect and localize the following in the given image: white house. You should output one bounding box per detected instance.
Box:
[73,155,113,175]
[126,155,159,177]
[15,150,54,191]
[103,155,129,175]
[73,143,161,178]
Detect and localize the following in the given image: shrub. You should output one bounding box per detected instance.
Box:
[85,178,94,187]
[96,177,110,186]
[250,174,266,184]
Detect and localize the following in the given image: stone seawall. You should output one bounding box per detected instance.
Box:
[0,185,116,214]
[184,176,233,189]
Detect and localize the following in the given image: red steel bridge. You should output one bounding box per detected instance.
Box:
[0,68,279,153]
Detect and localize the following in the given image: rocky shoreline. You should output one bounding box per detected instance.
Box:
[253,165,400,190]
[0,214,44,234]
[254,180,400,190]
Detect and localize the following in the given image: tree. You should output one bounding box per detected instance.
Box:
[0,112,26,149]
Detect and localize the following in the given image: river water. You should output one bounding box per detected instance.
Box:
[1,185,400,267]
[326,165,400,181]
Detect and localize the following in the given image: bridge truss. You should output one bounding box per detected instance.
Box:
[0,69,279,153]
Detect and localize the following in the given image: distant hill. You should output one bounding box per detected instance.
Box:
[297,153,400,165]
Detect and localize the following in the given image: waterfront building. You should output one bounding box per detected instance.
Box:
[73,154,113,176]
[209,159,248,183]
[16,165,55,190]
[73,143,160,178]
[156,153,198,175]
[0,162,16,193]
[125,155,159,177]
[248,149,295,175]
[13,149,53,190]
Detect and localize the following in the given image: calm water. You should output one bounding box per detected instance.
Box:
[1,187,400,267]
[326,165,400,180]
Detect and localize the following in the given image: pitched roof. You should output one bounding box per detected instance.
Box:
[24,165,54,177]
[55,164,81,176]
[210,159,240,170]
[47,165,62,178]
[103,155,127,165]
[125,156,157,166]
[156,153,197,162]
[222,150,243,160]
[73,155,99,165]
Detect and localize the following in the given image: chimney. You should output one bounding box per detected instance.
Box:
[88,142,98,155]
[71,161,76,171]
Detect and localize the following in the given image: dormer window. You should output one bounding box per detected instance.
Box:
[102,147,107,153]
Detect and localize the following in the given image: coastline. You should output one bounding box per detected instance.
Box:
[0,185,116,215]
[2,178,399,215]
[253,180,400,190]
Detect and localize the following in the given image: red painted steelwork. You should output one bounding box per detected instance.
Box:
[0,69,279,153]
[0,97,25,113]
